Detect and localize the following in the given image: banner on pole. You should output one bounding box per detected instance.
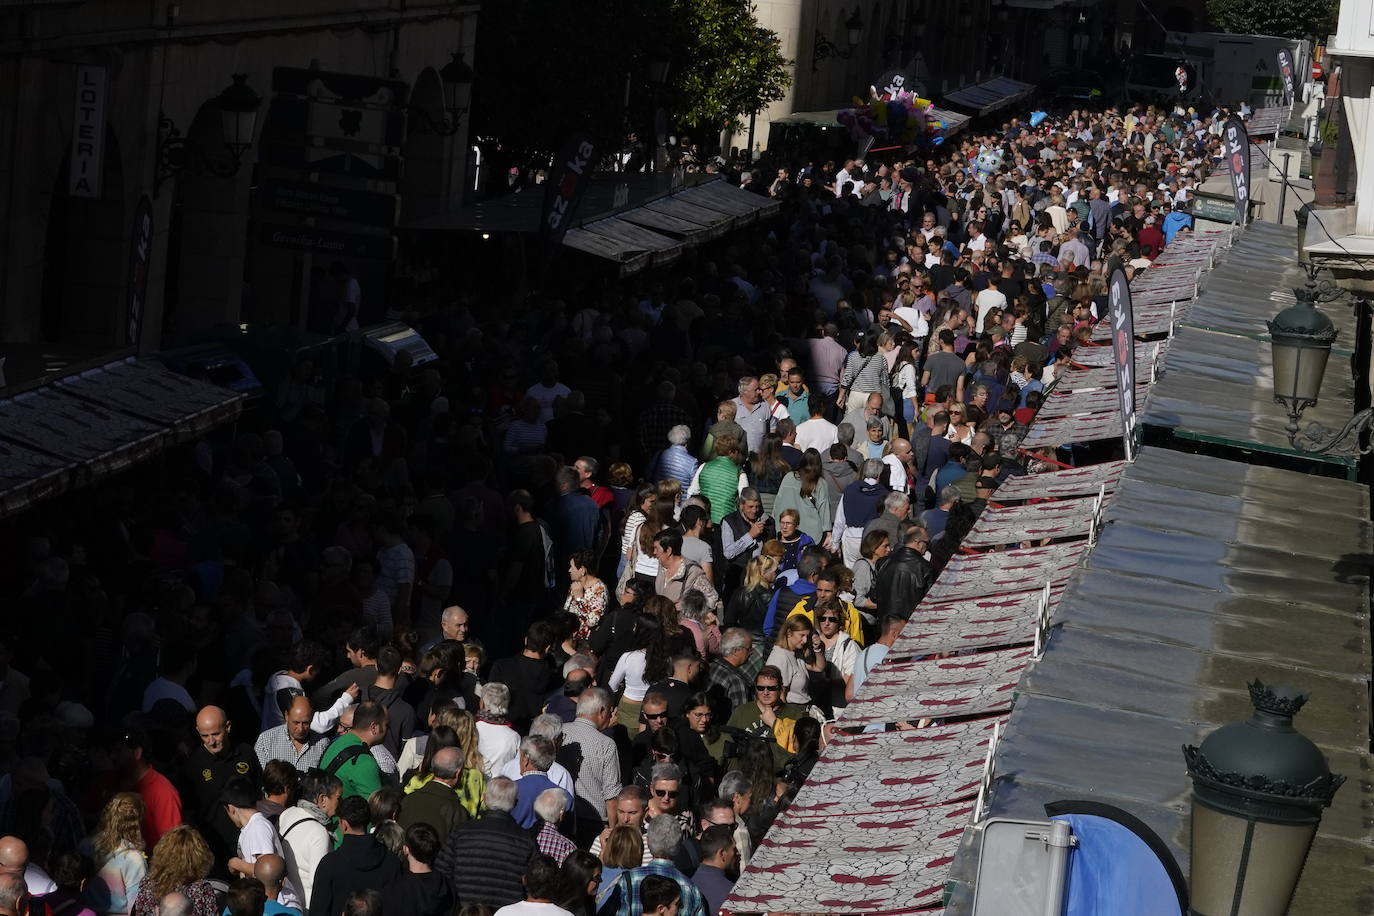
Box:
[541,133,598,252]
[1277,48,1296,105]
[1108,267,1137,460]
[1222,116,1250,225]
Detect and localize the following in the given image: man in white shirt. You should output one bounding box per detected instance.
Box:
[974,275,1008,334]
[794,400,838,454]
[526,362,571,425]
[966,222,988,253]
[493,855,575,916]
[223,776,302,910]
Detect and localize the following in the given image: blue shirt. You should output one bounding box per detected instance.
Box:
[611,860,708,916]
[512,772,567,829]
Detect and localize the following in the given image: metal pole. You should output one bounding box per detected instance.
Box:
[1278,152,1291,223]
[746,109,757,166]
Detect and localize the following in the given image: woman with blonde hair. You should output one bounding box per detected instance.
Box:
[448,708,488,817]
[596,825,647,905]
[129,826,216,916]
[86,792,146,915]
[723,554,777,641]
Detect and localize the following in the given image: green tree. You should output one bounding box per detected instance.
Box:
[666,0,792,135]
[1205,0,1336,39]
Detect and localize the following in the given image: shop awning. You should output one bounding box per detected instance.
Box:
[0,358,242,520]
[773,106,973,139]
[941,76,1035,116]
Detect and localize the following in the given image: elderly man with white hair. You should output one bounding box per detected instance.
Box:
[498,713,574,794]
[532,788,576,863]
[649,424,699,498]
[474,683,520,777]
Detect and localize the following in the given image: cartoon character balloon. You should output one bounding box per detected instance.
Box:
[973,148,1004,182]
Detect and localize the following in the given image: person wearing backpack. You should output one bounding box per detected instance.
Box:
[278,771,342,912]
[317,702,388,801]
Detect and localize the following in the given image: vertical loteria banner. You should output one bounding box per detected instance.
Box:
[541,133,598,255]
[1108,267,1137,461]
[70,65,108,198]
[1277,48,1296,105]
[1223,116,1250,225]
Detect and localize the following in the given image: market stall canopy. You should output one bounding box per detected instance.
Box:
[773,107,972,139]
[0,357,242,520]
[944,447,1372,915]
[1141,223,1358,475]
[941,76,1035,116]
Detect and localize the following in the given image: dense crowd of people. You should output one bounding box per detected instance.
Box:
[0,99,1238,916]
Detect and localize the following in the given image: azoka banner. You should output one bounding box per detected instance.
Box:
[1223,116,1250,225]
[1108,267,1137,461]
[1277,48,1296,105]
[542,134,598,250]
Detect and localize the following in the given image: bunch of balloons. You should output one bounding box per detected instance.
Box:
[836,91,946,148]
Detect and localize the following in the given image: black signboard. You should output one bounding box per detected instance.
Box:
[260,143,403,181]
[1108,267,1137,461]
[872,69,917,100]
[261,223,396,261]
[126,194,153,347]
[1277,47,1296,104]
[1223,116,1251,225]
[263,179,399,226]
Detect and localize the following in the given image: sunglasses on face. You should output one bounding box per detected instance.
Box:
[818,616,842,623]
[644,711,668,720]
[754,684,780,692]
[654,788,680,799]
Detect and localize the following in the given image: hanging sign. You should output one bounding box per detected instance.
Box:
[70,65,107,198]
[1109,267,1137,461]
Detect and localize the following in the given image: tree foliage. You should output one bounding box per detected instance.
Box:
[467,0,790,177]
[666,0,793,134]
[1205,0,1336,39]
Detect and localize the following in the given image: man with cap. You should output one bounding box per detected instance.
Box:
[255,692,329,771]
[184,705,261,877]
[223,776,302,910]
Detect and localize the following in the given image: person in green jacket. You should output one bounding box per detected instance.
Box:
[319,701,388,800]
[692,434,744,524]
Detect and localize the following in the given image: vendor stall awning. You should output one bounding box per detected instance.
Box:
[941,76,1035,116]
[0,357,242,519]
[774,107,972,138]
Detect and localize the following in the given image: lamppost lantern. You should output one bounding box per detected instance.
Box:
[1268,281,1337,426]
[440,51,475,115]
[216,74,262,158]
[845,8,864,48]
[647,47,672,87]
[1182,680,1345,916]
[1263,268,1374,453]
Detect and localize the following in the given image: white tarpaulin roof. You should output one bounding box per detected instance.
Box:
[959,497,1102,548]
[988,461,1127,502]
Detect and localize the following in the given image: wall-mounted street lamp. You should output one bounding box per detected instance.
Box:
[155,73,262,195]
[1266,266,1372,453]
[813,8,863,70]
[409,52,475,137]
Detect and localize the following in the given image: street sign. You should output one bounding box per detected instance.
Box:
[1191,195,1237,224]
[263,179,399,226]
[261,223,396,261]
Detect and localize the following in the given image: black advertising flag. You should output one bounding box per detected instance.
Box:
[126,194,154,348]
[1277,47,1296,105]
[1108,267,1137,460]
[1222,116,1251,225]
[542,133,598,251]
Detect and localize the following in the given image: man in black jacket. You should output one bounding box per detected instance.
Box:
[309,795,403,916]
[872,522,934,619]
[183,705,261,878]
[434,776,536,908]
